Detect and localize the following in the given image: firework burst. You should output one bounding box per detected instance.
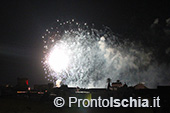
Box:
[41,19,152,88]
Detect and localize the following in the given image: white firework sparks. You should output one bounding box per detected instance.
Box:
[48,43,70,73]
[42,19,153,88]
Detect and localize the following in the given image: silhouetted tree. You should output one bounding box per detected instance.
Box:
[107,78,111,90]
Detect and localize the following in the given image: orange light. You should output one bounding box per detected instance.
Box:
[38,92,44,94]
[17,91,27,93]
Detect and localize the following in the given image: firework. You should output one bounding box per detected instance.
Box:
[42,19,152,88]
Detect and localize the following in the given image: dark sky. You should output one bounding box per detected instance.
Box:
[0,0,170,87]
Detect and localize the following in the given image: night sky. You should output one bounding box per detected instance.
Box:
[0,1,170,87]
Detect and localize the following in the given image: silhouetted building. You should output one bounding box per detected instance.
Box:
[34,83,54,92]
[16,78,29,91]
[134,83,147,90]
[110,80,123,90]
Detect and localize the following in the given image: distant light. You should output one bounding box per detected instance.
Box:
[38,92,44,94]
[26,80,28,85]
[56,79,61,87]
[6,84,9,87]
[17,91,27,94]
